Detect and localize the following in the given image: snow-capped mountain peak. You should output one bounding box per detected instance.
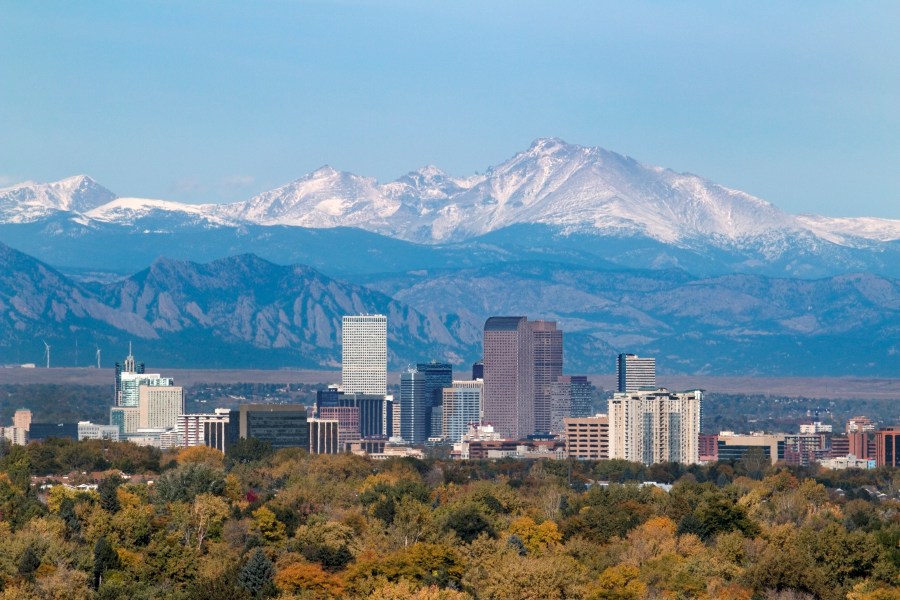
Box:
[219,165,398,227]
[5,139,900,254]
[0,175,116,223]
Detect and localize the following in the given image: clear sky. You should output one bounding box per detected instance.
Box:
[1,1,898,218]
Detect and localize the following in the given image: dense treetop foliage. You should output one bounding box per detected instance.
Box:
[0,438,899,599]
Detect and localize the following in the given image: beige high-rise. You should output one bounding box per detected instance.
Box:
[13,409,32,431]
[608,388,701,465]
[616,354,656,393]
[139,385,184,429]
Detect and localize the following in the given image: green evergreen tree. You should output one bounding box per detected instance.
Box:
[18,545,41,579]
[59,496,82,538]
[93,536,121,589]
[98,475,123,513]
[238,548,276,598]
[444,504,496,543]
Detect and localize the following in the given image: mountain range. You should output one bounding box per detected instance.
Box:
[1,241,898,375]
[2,139,899,375]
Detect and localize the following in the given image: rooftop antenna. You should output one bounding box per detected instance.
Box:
[96,346,101,369]
[42,340,50,369]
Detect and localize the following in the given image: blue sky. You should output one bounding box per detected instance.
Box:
[1,1,898,218]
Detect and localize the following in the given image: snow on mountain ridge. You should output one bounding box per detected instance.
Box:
[86,197,236,226]
[0,175,116,222]
[797,215,900,244]
[4,140,900,250]
[219,166,401,227]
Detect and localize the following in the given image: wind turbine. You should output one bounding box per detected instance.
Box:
[96,346,101,369]
[42,340,50,369]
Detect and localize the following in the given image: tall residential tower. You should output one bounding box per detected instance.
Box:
[608,388,702,465]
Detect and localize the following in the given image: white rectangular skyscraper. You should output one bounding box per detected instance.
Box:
[342,314,387,395]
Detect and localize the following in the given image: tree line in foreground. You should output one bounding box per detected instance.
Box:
[0,439,898,599]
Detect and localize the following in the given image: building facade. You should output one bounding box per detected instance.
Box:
[110,406,140,436]
[0,427,28,445]
[483,316,534,439]
[238,404,309,450]
[28,423,77,441]
[316,388,393,439]
[564,415,609,460]
[472,361,484,380]
[205,412,239,452]
[118,373,173,408]
[875,426,900,467]
[177,408,231,448]
[530,321,563,435]
[716,432,784,465]
[616,354,656,393]
[138,384,184,430]
[308,418,340,454]
[549,375,594,434]
[400,368,428,444]
[318,405,361,449]
[77,421,120,441]
[416,361,453,438]
[442,380,483,443]
[114,345,145,406]
[341,314,387,395]
[608,388,701,465]
[13,409,32,431]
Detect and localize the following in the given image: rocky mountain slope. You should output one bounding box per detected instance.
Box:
[2,241,898,375]
[362,261,900,375]
[0,243,472,369]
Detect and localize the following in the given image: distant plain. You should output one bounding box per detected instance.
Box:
[1,367,898,401]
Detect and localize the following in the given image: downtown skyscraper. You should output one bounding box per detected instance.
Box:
[400,368,428,444]
[416,361,452,438]
[341,314,387,395]
[482,316,534,439]
[530,320,562,434]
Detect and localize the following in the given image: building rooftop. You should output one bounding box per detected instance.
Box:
[484,316,526,331]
